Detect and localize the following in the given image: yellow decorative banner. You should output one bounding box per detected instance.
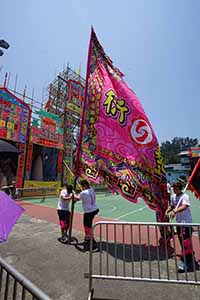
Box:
[23,180,61,197]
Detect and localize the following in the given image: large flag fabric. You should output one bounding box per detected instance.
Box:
[188,158,200,199]
[75,28,168,220]
[0,191,24,242]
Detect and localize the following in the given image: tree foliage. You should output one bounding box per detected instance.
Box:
[160,137,198,164]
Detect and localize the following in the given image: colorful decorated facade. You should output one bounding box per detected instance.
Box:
[0,87,31,188]
[23,109,64,196]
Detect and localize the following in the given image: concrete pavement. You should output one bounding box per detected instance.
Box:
[0,211,200,300]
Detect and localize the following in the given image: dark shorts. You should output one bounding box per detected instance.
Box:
[57,210,70,222]
[83,209,99,228]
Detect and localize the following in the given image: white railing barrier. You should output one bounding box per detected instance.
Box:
[85,221,200,300]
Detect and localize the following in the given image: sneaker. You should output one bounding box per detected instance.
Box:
[177,260,185,273]
[83,243,90,251]
[83,239,90,251]
[62,236,68,242]
[92,245,99,252]
[92,239,98,250]
[57,236,67,243]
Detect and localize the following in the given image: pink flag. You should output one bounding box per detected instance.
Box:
[188,158,200,199]
[75,28,168,220]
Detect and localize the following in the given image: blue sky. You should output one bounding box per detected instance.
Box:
[1,0,200,143]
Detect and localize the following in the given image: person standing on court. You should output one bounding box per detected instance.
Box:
[165,181,198,272]
[73,180,99,251]
[57,183,73,242]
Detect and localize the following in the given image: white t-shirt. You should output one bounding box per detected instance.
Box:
[171,192,192,223]
[167,182,171,194]
[57,189,70,211]
[79,187,98,213]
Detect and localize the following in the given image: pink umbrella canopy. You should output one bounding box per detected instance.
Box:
[0,191,24,242]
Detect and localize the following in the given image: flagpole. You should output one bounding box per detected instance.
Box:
[67,27,93,245]
[74,27,94,176]
[67,177,77,244]
[63,160,81,189]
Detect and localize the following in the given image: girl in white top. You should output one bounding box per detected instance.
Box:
[57,184,72,242]
[74,180,99,250]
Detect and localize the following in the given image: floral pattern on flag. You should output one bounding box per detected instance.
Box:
[76,28,168,219]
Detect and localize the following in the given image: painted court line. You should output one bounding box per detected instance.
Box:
[108,206,117,212]
[117,206,146,219]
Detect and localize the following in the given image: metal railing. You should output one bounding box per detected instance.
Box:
[0,257,53,300]
[0,186,58,200]
[86,221,200,300]
[16,187,58,200]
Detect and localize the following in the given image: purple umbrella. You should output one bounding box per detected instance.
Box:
[0,191,24,242]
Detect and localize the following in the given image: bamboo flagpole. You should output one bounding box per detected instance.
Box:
[63,160,81,189]
[67,177,77,244]
[74,27,93,176]
[66,28,94,244]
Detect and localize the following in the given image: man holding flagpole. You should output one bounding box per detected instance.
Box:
[73,180,99,251]
[165,181,199,272]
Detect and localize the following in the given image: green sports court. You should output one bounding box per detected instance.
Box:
[20,191,200,223]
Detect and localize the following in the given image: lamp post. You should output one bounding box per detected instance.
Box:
[0,39,10,56]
